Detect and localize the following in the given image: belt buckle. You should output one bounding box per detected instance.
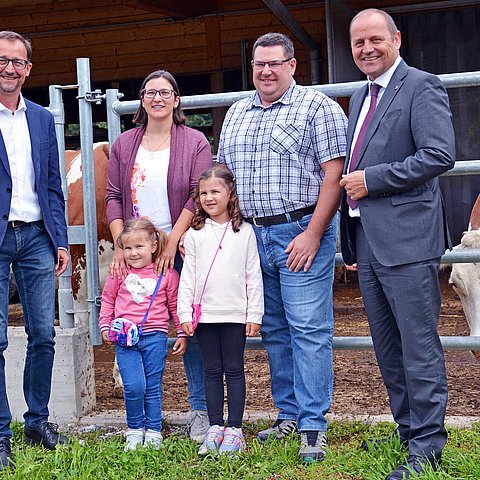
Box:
[252,217,262,227]
[10,220,21,228]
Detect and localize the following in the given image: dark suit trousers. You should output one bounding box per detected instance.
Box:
[355,221,448,459]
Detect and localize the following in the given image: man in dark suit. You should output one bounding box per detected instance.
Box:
[0,31,70,469]
[339,9,455,480]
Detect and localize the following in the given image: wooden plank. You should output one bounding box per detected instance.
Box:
[121,0,218,18]
[204,16,222,70]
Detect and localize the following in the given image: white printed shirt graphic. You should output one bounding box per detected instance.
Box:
[125,273,157,304]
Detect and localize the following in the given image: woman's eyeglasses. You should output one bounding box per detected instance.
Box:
[141,88,176,99]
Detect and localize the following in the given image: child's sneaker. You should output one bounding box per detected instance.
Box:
[218,427,246,455]
[144,429,163,449]
[124,428,143,451]
[198,425,225,455]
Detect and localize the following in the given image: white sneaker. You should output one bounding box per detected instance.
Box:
[198,425,225,455]
[124,428,143,451]
[218,427,246,455]
[144,429,163,449]
[187,410,209,443]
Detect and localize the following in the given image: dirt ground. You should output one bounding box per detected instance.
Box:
[89,269,480,417]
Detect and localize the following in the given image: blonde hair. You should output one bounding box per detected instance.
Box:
[117,218,167,262]
[191,165,242,232]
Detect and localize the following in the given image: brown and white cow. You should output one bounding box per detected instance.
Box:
[449,194,480,342]
[66,143,123,394]
[65,142,113,324]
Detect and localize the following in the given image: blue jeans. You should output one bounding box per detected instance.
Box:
[0,222,56,438]
[174,253,207,411]
[116,332,168,431]
[253,213,338,432]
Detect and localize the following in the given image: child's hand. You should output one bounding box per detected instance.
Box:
[181,322,194,337]
[101,330,113,343]
[246,322,261,337]
[172,337,187,355]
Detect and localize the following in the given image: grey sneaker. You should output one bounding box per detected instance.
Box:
[187,410,209,443]
[256,419,297,442]
[299,431,327,463]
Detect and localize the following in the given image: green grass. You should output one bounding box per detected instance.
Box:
[1,421,479,479]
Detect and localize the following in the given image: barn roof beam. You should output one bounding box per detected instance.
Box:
[120,0,218,19]
[261,0,320,84]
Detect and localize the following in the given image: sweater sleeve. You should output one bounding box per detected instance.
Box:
[185,132,213,212]
[106,135,124,224]
[165,269,186,337]
[177,229,196,324]
[98,275,121,332]
[245,226,264,324]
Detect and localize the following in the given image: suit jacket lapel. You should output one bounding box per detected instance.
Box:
[356,60,409,168]
[0,130,10,177]
[25,100,41,182]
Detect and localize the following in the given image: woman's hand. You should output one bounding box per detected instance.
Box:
[181,322,194,337]
[172,337,187,355]
[155,236,178,274]
[109,247,128,278]
[246,322,261,337]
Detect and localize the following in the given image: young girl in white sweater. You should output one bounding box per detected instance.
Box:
[178,165,263,455]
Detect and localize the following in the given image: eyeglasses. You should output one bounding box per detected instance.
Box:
[251,58,292,71]
[0,56,30,70]
[141,88,176,99]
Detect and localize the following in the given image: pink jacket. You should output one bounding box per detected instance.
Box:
[98,264,185,337]
[106,123,213,225]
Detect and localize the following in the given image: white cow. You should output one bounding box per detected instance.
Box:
[449,194,480,340]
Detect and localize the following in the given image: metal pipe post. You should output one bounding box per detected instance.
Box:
[76,58,102,345]
[106,89,123,146]
[48,85,75,328]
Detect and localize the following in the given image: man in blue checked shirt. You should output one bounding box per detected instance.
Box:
[217,32,347,463]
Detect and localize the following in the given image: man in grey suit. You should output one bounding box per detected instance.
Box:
[339,9,455,480]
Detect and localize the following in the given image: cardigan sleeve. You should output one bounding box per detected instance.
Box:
[106,135,125,224]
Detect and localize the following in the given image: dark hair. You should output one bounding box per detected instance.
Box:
[117,217,167,262]
[0,31,32,62]
[350,9,398,39]
[191,165,242,233]
[252,32,294,59]
[132,70,186,126]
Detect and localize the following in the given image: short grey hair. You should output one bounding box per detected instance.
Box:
[252,32,294,59]
[0,31,32,61]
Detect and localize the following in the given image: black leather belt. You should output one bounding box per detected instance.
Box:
[8,220,42,228]
[245,205,316,227]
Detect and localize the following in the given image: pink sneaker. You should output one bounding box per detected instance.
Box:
[198,425,225,455]
[218,427,246,455]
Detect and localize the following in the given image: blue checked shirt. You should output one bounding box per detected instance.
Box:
[217,80,348,218]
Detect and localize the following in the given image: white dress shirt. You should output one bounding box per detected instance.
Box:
[0,94,42,222]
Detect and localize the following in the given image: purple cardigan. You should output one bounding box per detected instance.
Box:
[106,123,213,225]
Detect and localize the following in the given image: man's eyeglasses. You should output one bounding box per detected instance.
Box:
[141,88,177,99]
[251,58,292,71]
[0,57,30,70]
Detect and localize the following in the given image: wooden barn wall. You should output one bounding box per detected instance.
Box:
[1,1,327,89]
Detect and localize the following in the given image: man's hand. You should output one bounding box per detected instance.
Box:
[340,171,368,201]
[285,230,320,272]
[55,249,69,276]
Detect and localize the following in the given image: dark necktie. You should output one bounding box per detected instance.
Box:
[347,82,381,209]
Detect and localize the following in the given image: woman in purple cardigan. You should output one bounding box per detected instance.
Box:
[106,70,213,443]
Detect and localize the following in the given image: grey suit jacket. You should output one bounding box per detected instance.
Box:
[340,60,455,267]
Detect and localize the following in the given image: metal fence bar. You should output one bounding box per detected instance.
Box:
[103,68,480,352]
[77,58,102,345]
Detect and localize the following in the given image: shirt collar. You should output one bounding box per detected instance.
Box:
[251,79,296,109]
[0,93,27,114]
[368,56,402,92]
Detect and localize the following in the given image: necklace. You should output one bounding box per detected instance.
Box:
[211,220,229,249]
[145,133,170,158]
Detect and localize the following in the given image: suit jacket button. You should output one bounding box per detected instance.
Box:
[2,215,7,220]
[6,188,11,193]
